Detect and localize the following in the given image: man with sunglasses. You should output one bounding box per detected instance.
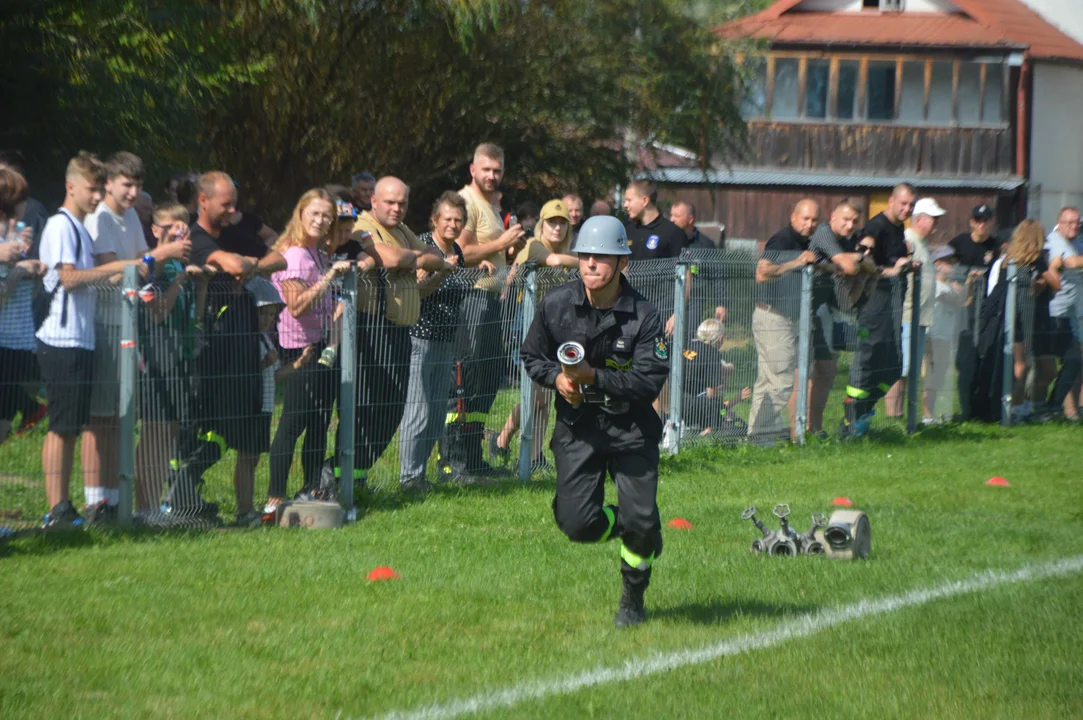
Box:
[840,183,915,437]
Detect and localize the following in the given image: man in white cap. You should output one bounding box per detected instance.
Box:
[886,197,945,417]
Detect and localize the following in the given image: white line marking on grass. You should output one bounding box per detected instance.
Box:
[362,556,1083,720]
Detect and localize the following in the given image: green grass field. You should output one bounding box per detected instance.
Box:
[2,421,1081,718]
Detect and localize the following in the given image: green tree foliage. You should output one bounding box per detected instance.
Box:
[2,0,752,225]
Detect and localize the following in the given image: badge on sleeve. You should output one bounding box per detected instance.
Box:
[646,235,660,250]
[654,337,668,360]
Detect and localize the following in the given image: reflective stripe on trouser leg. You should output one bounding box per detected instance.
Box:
[620,540,654,571]
[846,386,870,400]
[877,382,892,393]
[333,466,367,481]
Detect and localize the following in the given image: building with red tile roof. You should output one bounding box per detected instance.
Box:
[644,0,1083,243]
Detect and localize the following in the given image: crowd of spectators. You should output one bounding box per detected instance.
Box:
[1,145,1079,530]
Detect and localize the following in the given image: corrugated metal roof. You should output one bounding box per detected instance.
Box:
[641,167,1025,191]
[719,0,1083,63]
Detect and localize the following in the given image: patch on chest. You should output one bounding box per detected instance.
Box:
[614,337,630,352]
[646,235,660,251]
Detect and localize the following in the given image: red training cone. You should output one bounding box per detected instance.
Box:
[667,518,693,530]
[832,497,854,507]
[367,566,401,581]
[985,477,1010,487]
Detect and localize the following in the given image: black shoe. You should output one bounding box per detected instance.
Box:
[84,500,118,527]
[613,584,647,628]
[400,476,434,494]
[42,500,84,530]
[488,432,510,465]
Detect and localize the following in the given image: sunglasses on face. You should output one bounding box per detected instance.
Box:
[858,244,874,254]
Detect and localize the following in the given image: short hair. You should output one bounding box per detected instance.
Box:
[152,202,190,225]
[474,143,504,162]
[834,198,861,215]
[175,177,197,206]
[627,180,658,206]
[431,190,467,220]
[66,151,107,185]
[1057,206,1080,221]
[562,193,583,205]
[892,182,917,198]
[517,200,541,221]
[0,167,29,218]
[324,184,354,202]
[197,170,233,199]
[105,151,144,182]
[351,171,375,186]
[696,319,724,346]
[673,200,696,219]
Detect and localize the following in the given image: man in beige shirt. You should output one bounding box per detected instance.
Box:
[325,176,449,493]
[444,143,526,479]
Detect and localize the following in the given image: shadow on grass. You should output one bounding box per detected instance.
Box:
[362,473,555,515]
[653,598,816,626]
[0,523,223,559]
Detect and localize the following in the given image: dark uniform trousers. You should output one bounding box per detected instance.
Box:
[521,276,669,592]
[444,289,504,470]
[169,284,261,506]
[334,312,412,478]
[551,411,663,591]
[847,279,904,420]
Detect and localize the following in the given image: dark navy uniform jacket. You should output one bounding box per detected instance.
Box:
[520,275,669,438]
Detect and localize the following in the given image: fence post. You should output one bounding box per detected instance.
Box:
[1001,262,1017,426]
[116,265,138,526]
[338,266,358,508]
[906,267,922,435]
[664,260,688,455]
[518,266,537,482]
[793,265,813,446]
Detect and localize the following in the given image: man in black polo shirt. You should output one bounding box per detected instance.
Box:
[748,199,819,441]
[949,204,997,419]
[165,171,286,521]
[841,183,915,437]
[949,204,998,268]
[623,180,687,261]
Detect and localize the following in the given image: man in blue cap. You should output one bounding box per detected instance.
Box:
[520,215,669,627]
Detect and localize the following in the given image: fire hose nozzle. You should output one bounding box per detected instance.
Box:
[557,342,586,407]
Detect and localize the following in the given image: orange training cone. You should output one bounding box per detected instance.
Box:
[832,497,854,507]
[667,518,693,530]
[367,566,401,581]
[985,477,1010,487]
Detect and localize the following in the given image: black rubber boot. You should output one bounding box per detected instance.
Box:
[613,579,647,628]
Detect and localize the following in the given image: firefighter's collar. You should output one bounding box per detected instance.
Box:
[573,275,636,313]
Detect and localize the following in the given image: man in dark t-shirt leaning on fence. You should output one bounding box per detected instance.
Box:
[840,183,916,437]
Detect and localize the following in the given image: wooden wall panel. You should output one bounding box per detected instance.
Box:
[745,122,1015,176]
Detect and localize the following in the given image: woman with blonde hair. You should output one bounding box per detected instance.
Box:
[265,189,352,515]
[490,199,579,472]
[990,219,1061,419]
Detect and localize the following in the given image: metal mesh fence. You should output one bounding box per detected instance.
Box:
[2,246,1066,531]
